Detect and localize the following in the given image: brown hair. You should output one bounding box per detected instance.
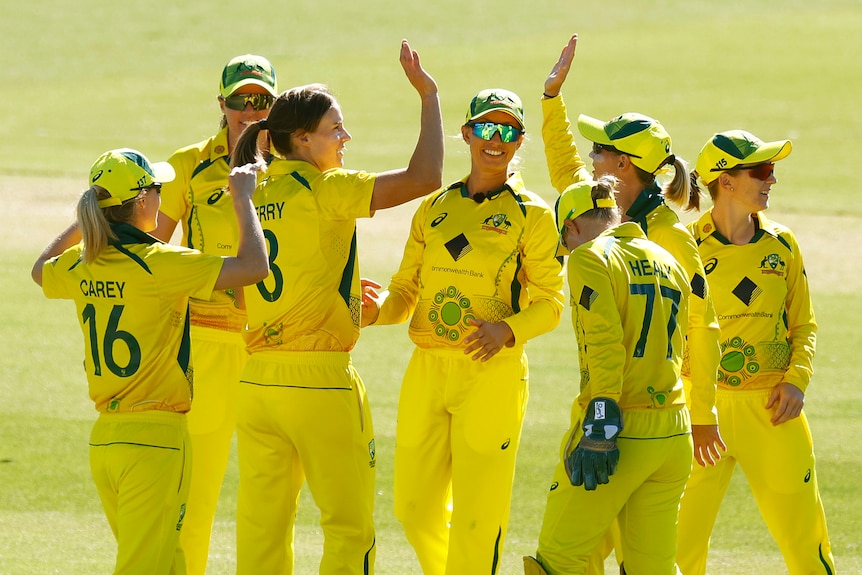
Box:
[578,175,622,225]
[231,84,337,168]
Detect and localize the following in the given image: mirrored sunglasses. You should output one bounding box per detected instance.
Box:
[224,93,275,111]
[733,162,775,181]
[471,122,523,143]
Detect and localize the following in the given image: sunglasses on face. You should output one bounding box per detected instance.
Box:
[130,182,162,194]
[470,122,523,143]
[592,142,642,159]
[733,162,775,181]
[223,93,275,111]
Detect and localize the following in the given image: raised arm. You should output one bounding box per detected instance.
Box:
[213,162,270,289]
[369,40,444,211]
[543,33,578,98]
[31,223,82,286]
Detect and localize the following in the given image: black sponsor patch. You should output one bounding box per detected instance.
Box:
[445,233,473,261]
[690,272,707,299]
[732,276,762,306]
[579,286,598,310]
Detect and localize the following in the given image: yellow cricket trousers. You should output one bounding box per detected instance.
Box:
[89,411,191,575]
[676,387,835,575]
[181,325,246,575]
[236,351,376,575]
[394,346,529,575]
[537,407,692,575]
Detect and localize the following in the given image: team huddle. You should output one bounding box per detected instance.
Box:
[31,33,835,575]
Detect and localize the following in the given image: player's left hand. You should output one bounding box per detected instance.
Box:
[691,424,726,467]
[766,382,804,425]
[360,278,383,327]
[463,318,514,362]
[399,39,438,98]
[543,33,578,98]
[566,397,623,490]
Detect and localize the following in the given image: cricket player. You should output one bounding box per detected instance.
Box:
[31,148,268,574]
[364,88,565,575]
[230,40,443,575]
[677,130,836,574]
[151,54,278,575]
[541,35,723,572]
[525,176,693,575]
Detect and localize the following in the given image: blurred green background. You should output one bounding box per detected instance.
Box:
[1,0,860,573]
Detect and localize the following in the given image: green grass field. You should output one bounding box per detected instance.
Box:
[2,1,861,573]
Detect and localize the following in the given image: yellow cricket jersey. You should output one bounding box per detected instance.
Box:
[160,127,255,332]
[40,224,224,413]
[688,211,816,393]
[242,158,376,354]
[376,172,564,348]
[542,95,720,425]
[569,222,690,419]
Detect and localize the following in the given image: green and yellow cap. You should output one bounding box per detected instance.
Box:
[89,148,175,208]
[555,179,617,233]
[219,54,278,98]
[695,130,792,184]
[465,88,525,129]
[577,112,673,174]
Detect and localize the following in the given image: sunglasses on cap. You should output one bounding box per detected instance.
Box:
[470,122,523,144]
[731,162,775,181]
[592,142,642,159]
[223,93,275,111]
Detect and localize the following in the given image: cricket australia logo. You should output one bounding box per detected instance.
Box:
[481,213,512,235]
[759,253,786,276]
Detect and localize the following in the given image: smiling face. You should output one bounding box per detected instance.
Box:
[462,110,523,177]
[588,143,624,180]
[723,164,778,213]
[304,103,352,172]
[219,83,273,141]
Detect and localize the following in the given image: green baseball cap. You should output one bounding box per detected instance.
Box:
[219,54,278,98]
[555,179,618,233]
[465,88,525,129]
[89,148,175,208]
[577,112,673,174]
[695,130,792,184]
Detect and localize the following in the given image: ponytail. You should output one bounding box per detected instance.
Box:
[77,186,139,263]
[661,156,702,212]
[231,120,267,169]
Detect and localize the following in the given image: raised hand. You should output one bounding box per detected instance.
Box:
[544,33,578,98]
[400,39,438,98]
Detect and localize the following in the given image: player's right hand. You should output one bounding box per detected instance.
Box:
[566,397,623,490]
[229,161,266,200]
[544,33,578,98]
[360,278,383,327]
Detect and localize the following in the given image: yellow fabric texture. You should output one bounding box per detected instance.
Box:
[677,389,835,575]
[41,227,223,413]
[236,352,376,575]
[394,347,528,575]
[242,158,375,354]
[89,409,191,575]
[376,172,564,346]
[688,210,816,392]
[161,127,250,332]
[536,222,694,575]
[541,94,720,426]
